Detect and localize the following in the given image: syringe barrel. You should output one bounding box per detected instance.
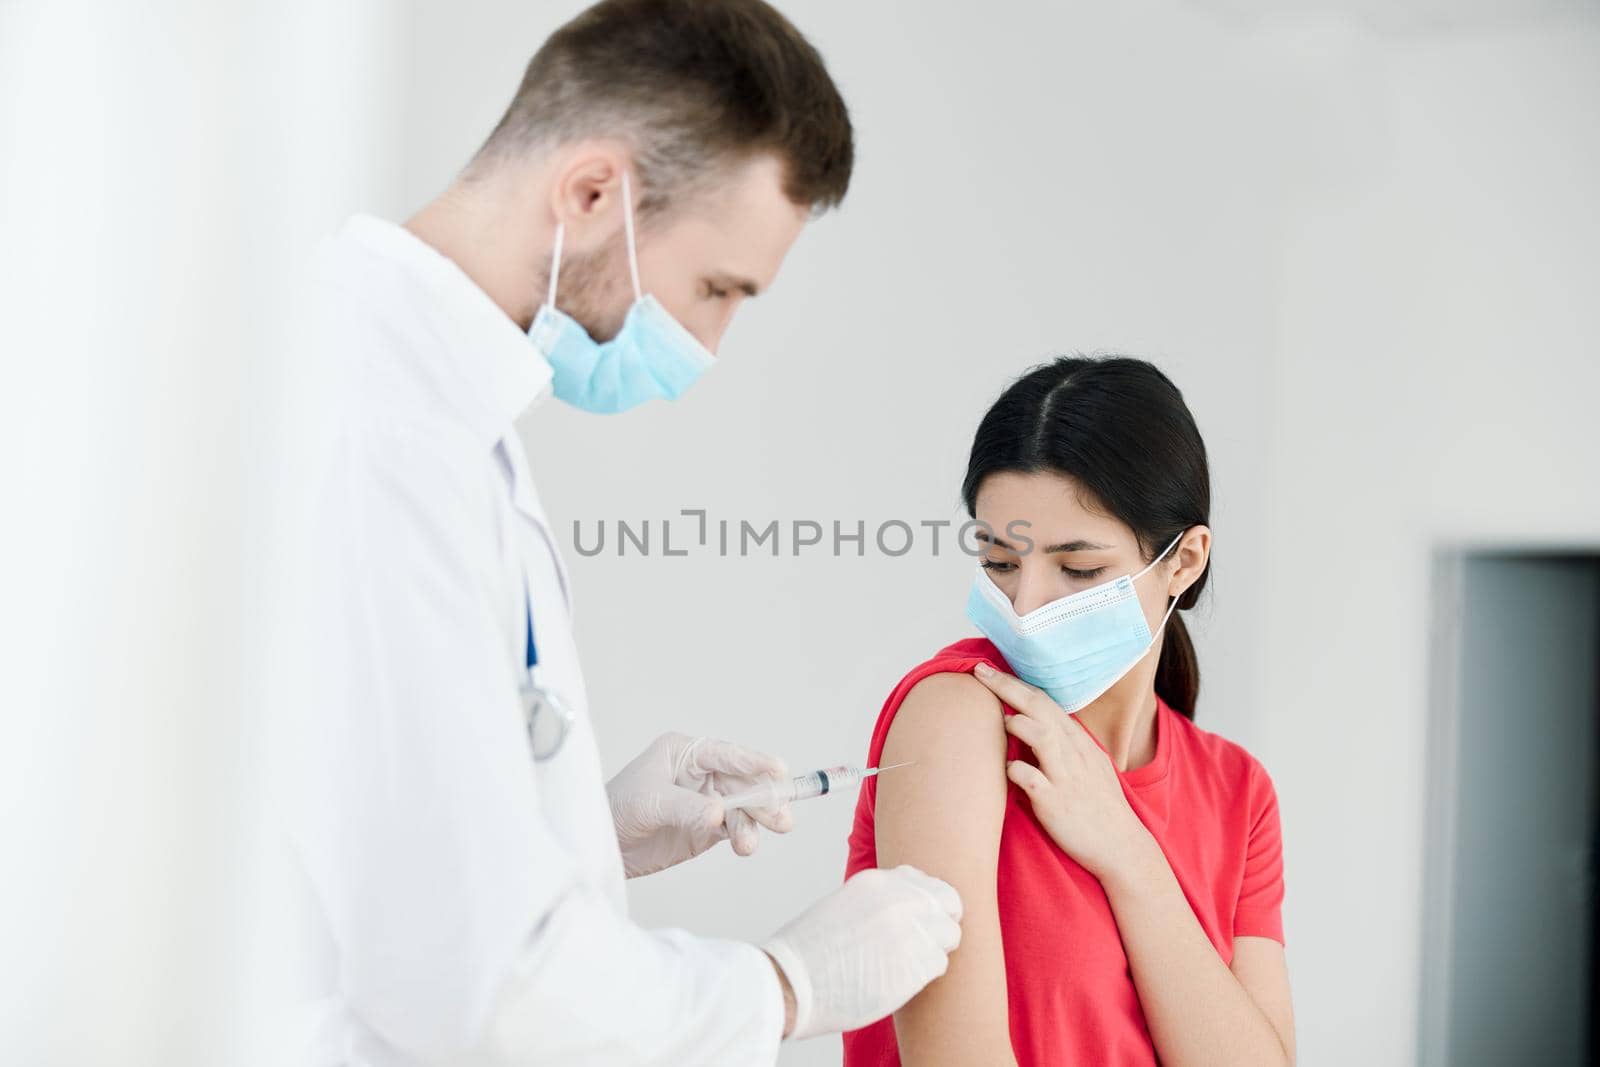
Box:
[789,765,862,802]
[720,766,866,811]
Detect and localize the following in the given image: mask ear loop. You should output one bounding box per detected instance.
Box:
[546,222,564,309]
[1132,530,1187,582]
[621,170,643,302]
[1146,529,1187,638]
[1155,590,1181,632]
[1107,593,1181,706]
[546,167,637,309]
[1135,528,1186,637]
[1055,587,1186,714]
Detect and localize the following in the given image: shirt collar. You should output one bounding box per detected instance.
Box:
[334,214,554,445]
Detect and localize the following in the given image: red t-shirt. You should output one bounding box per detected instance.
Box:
[842,638,1285,1066]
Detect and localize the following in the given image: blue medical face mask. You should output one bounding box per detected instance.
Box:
[528,172,714,415]
[965,531,1184,713]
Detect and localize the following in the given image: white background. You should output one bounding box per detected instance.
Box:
[3,1,1598,1064]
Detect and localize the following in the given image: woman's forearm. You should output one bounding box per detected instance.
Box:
[1100,830,1292,1067]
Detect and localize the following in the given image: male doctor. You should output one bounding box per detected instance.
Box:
[278,1,962,1064]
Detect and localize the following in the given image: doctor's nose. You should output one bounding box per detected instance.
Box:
[699,302,748,356]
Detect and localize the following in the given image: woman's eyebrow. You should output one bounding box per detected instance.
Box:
[976,531,1112,554]
[1041,539,1113,554]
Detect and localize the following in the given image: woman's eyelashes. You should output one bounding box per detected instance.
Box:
[980,558,1108,581]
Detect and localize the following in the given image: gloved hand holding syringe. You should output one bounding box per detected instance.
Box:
[720,761,914,812]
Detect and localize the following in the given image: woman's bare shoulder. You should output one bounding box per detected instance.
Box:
[876,670,1008,860]
[874,671,1018,1062]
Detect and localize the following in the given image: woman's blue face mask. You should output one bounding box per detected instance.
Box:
[965,532,1183,713]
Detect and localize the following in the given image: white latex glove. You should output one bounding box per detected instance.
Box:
[760,865,963,1041]
[606,732,794,878]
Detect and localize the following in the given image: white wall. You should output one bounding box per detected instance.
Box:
[1263,16,1600,1061]
[0,1,405,1063]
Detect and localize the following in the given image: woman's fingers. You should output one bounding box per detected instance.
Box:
[972,662,1059,724]
[1003,711,1043,745]
[1006,758,1050,796]
[1003,711,1067,777]
[973,664,1102,757]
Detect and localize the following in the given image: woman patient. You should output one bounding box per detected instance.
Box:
[844,357,1294,1066]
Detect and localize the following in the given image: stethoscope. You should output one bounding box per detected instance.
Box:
[521,584,576,761]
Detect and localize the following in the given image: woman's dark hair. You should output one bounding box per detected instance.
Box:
[961,356,1212,720]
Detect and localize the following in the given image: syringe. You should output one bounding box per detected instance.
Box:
[719,762,913,812]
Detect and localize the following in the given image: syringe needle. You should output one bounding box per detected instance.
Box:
[866,761,915,777]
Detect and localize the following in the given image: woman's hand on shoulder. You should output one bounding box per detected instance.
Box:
[971,662,1153,883]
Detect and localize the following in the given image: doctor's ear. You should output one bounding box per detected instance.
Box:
[548,142,635,252]
[1168,526,1212,602]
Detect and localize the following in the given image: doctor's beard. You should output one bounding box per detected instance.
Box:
[533,227,633,343]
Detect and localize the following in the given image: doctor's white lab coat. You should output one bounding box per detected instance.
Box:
[271,216,783,1066]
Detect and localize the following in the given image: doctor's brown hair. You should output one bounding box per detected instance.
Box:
[961,356,1212,720]
[475,0,853,216]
